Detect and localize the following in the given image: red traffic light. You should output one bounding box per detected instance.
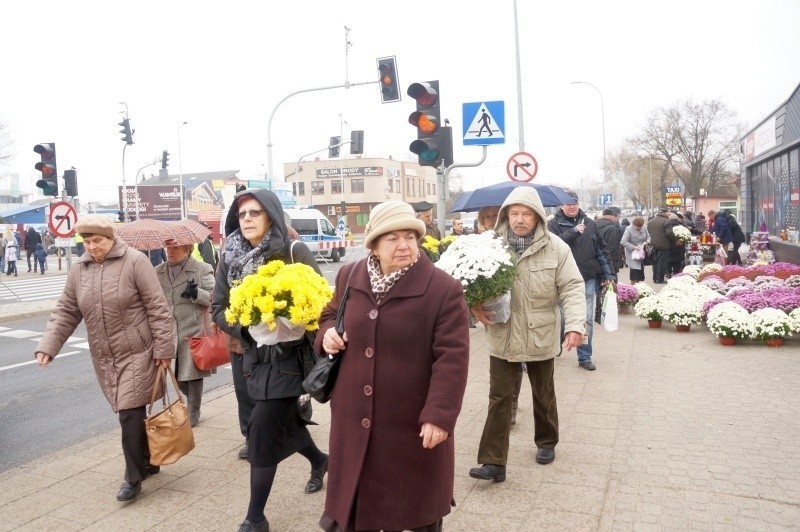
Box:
[407,82,438,108]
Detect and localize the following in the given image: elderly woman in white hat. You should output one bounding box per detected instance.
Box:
[314,201,470,532]
[34,214,175,503]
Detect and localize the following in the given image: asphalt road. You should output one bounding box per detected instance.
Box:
[0,314,238,473]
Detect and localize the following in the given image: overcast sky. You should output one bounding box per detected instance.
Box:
[1,0,798,204]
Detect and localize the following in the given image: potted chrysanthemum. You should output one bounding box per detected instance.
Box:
[633,282,655,299]
[750,307,793,347]
[225,260,333,346]
[790,308,800,334]
[634,295,664,328]
[661,296,703,332]
[671,224,692,245]
[705,302,753,345]
[436,231,516,323]
[615,283,639,311]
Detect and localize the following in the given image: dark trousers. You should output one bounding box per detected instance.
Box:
[118,406,149,483]
[230,352,255,439]
[653,249,670,282]
[477,356,558,466]
[27,248,36,271]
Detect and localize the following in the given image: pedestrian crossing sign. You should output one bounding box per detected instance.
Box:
[462,101,505,145]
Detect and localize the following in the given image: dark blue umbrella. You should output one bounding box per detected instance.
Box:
[449,181,575,212]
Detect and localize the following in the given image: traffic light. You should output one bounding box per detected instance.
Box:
[119,118,133,145]
[340,200,347,216]
[329,136,341,158]
[33,143,58,196]
[350,130,364,155]
[408,80,444,167]
[162,150,170,169]
[377,56,400,103]
[64,169,78,197]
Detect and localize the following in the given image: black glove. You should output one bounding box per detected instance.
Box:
[181,279,199,299]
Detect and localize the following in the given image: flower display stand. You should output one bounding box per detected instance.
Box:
[718,336,737,346]
[764,338,785,347]
[675,324,691,332]
[647,320,662,329]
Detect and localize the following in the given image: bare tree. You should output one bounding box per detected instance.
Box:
[607,146,673,213]
[632,99,742,199]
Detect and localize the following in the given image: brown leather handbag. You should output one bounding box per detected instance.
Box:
[145,366,195,465]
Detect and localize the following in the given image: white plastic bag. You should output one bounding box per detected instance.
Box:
[715,245,727,266]
[481,291,511,324]
[600,285,618,332]
[248,317,306,347]
[631,249,645,261]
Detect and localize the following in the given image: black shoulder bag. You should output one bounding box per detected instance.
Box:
[302,266,354,403]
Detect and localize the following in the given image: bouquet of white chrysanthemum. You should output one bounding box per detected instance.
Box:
[435,231,516,319]
[672,225,692,244]
[706,302,753,339]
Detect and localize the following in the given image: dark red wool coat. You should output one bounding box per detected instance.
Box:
[315,255,470,531]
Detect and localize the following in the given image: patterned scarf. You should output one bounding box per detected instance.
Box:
[367,251,419,304]
[224,225,281,285]
[507,232,535,257]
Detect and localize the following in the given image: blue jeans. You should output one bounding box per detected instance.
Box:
[576,279,597,363]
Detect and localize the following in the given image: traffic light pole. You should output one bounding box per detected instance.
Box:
[266,80,377,187]
[134,158,161,220]
[439,146,488,235]
[120,143,129,215]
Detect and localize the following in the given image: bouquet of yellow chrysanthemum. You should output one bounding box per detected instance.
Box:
[421,234,459,262]
[225,260,333,346]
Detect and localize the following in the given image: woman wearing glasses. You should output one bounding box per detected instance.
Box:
[212,189,328,532]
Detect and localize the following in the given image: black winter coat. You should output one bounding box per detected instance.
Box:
[548,209,615,282]
[595,218,623,271]
[211,188,320,401]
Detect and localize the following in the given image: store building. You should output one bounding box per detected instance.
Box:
[740,81,800,262]
[283,156,438,233]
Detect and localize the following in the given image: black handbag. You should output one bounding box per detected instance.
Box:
[302,268,352,403]
[642,242,655,266]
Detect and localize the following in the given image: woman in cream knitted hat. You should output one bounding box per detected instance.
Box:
[313,201,470,532]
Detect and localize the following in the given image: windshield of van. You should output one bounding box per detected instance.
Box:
[291,220,319,236]
[320,219,336,236]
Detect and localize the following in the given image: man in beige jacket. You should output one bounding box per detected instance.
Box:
[469,187,585,480]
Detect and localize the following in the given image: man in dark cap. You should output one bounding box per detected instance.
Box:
[548,190,616,371]
[412,201,441,240]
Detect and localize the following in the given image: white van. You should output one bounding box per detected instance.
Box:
[283,208,346,262]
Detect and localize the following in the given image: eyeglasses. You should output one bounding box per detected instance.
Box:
[237,209,265,220]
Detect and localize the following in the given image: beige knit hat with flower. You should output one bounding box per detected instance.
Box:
[363,201,426,249]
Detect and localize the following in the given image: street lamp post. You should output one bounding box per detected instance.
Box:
[570,81,606,180]
[178,121,188,218]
